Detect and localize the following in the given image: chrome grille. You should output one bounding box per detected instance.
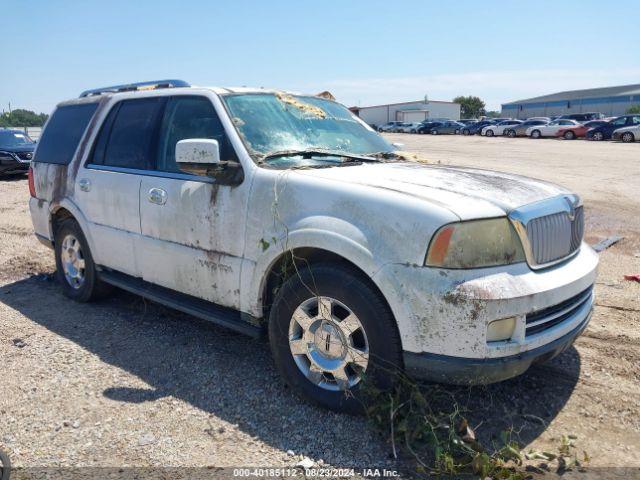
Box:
[509,196,585,269]
[527,206,584,265]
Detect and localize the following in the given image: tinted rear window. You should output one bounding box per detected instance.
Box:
[34,103,98,165]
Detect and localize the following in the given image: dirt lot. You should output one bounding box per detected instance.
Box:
[1,135,639,474]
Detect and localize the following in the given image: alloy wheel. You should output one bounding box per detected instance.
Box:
[60,234,86,289]
[288,296,369,391]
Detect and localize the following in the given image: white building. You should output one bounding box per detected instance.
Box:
[350,99,461,127]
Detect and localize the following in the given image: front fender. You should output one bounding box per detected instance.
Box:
[239,222,380,318]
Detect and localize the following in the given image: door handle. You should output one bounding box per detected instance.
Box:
[148,188,167,205]
[78,178,91,192]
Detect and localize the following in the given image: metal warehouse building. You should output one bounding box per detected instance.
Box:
[350,99,460,127]
[502,83,640,119]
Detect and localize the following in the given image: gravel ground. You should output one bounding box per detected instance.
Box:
[1,135,639,474]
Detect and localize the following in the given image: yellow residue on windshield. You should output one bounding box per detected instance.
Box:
[275,92,327,119]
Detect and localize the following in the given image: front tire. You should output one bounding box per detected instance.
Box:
[462,129,470,135]
[592,131,604,141]
[564,130,576,140]
[531,129,541,139]
[507,129,516,138]
[486,129,494,137]
[54,218,112,302]
[268,264,402,413]
[621,132,635,143]
[431,129,439,135]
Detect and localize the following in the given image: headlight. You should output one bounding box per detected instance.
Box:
[425,218,525,268]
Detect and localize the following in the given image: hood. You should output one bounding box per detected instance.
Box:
[0,144,36,154]
[297,162,571,220]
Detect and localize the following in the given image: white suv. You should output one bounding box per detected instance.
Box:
[29,80,598,412]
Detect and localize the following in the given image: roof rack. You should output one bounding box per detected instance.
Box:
[79,79,190,98]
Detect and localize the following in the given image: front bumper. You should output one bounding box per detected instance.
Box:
[0,160,29,175]
[373,244,598,368]
[404,309,591,384]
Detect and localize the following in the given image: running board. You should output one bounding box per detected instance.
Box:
[98,269,263,338]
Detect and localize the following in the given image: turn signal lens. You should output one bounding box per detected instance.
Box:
[486,317,516,342]
[28,167,36,198]
[425,226,454,265]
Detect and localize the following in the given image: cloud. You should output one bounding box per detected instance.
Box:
[296,68,640,110]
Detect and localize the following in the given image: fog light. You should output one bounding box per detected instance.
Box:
[487,317,516,342]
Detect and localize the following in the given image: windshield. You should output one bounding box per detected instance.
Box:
[222,93,393,167]
[0,130,34,148]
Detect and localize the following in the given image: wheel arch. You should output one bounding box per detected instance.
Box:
[49,199,97,256]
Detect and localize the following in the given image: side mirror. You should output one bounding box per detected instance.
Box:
[176,138,220,168]
[176,138,243,186]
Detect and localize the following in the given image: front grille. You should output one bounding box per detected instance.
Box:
[526,206,583,265]
[15,151,33,161]
[525,286,593,337]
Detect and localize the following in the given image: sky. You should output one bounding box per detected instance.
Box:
[2,0,640,114]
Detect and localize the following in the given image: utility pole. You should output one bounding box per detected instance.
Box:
[8,102,11,115]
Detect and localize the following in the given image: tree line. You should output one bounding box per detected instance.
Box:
[0,109,49,128]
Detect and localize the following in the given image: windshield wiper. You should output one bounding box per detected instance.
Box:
[260,148,381,164]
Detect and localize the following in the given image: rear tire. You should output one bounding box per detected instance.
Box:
[507,129,516,138]
[564,130,576,140]
[486,129,494,137]
[621,132,635,143]
[462,129,470,135]
[592,131,604,141]
[431,129,438,135]
[54,218,112,302]
[268,264,403,413]
[531,129,541,139]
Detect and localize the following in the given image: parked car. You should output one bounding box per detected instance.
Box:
[505,120,549,138]
[377,121,403,132]
[526,119,580,138]
[29,80,597,412]
[388,122,411,133]
[612,125,640,143]
[555,120,609,140]
[457,119,477,125]
[0,129,36,177]
[482,120,523,137]
[586,115,640,141]
[397,122,422,133]
[461,120,497,135]
[559,112,605,122]
[430,121,465,135]
[416,121,442,134]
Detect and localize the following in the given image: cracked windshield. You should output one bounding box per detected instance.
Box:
[223,92,393,168]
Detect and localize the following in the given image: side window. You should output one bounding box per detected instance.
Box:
[93,98,163,170]
[156,96,237,173]
[631,116,640,125]
[611,117,627,126]
[34,103,98,165]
